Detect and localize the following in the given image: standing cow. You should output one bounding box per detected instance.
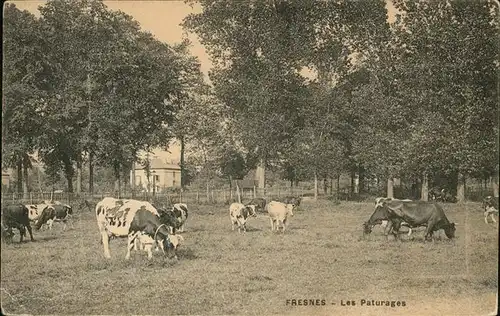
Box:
[229,202,257,233]
[34,203,74,231]
[482,196,499,224]
[1,204,35,243]
[266,201,294,233]
[95,197,181,260]
[172,203,189,232]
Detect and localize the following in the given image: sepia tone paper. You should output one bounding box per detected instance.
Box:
[1,1,498,316]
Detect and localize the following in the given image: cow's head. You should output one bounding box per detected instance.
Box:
[246,205,257,217]
[444,222,457,239]
[362,221,373,235]
[158,209,178,233]
[286,204,295,216]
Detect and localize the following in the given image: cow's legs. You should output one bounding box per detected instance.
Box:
[490,213,497,223]
[282,219,287,233]
[484,211,489,224]
[423,224,434,242]
[391,221,401,241]
[25,224,34,242]
[18,227,25,243]
[125,233,138,260]
[100,230,112,259]
[269,218,274,231]
[143,243,154,260]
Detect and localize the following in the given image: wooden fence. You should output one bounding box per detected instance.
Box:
[0,183,491,207]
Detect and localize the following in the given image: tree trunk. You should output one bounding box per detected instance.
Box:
[492,174,499,198]
[17,159,23,194]
[256,158,265,189]
[457,172,466,203]
[229,175,233,202]
[336,175,340,201]
[358,166,365,193]
[387,177,394,198]
[314,172,318,200]
[22,155,29,199]
[421,173,429,201]
[76,157,82,195]
[89,151,94,195]
[236,182,241,204]
[131,161,136,198]
[323,178,327,195]
[350,169,356,194]
[180,136,186,190]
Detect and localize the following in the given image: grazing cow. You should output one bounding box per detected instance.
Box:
[172,203,189,232]
[1,204,35,243]
[266,201,294,233]
[482,196,499,224]
[364,199,456,241]
[95,197,181,260]
[34,203,74,231]
[246,198,267,213]
[229,202,257,233]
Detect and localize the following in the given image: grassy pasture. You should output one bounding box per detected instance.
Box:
[1,200,497,315]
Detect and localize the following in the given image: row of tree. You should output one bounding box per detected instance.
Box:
[3,0,499,201]
[3,0,206,196]
[181,0,499,200]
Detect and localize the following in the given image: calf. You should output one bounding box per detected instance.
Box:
[1,204,35,243]
[34,203,73,231]
[229,202,257,233]
[482,196,499,224]
[95,197,182,260]
[266,201,294,233]
[246,198,267,213]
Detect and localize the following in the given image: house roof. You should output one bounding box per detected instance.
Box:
[134,158,181,171]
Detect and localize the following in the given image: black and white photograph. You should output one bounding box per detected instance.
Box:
[1,0,498,315]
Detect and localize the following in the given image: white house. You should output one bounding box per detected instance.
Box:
[130,141,182,192]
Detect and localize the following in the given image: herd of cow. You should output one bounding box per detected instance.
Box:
[1,194,498,261]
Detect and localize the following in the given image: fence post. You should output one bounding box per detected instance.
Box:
[253,186,256,198]
[211,190,215,204]
[196,190,199,203]
[223,190,226,203]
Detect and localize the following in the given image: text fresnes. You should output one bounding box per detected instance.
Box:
[341,299,406,307]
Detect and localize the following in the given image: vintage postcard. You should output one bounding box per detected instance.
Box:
[1,1,498,315]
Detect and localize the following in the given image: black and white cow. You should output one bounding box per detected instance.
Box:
[34,203,74,231]
[482,196,499,224]
[229,202,257,233]
[95,197,183,260]
[172,203,189,232]
[1,204,35,243]
[25,202,50,223]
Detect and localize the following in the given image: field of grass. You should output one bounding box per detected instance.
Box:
[1,200,498,315]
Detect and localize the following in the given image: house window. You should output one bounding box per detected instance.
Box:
[154,175,160,182]
[135,176,141,185]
